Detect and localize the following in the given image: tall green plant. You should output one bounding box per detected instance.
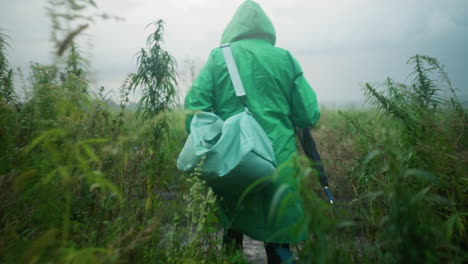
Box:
[1,51,121,263]
[0,2,127,263]
[362,55,467,262]
[0,30,14,104]
[364,55,464,146]
[131,20,178,120]
[362,148,445,263]
[129,20,178,213]
[0,31,17,175]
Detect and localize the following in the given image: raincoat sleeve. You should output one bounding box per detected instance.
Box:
[184,51,216,133]
[289,54,320,128]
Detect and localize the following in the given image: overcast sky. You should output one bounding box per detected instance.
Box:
[1,0,467,106]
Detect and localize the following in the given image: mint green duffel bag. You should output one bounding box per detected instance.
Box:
[177,44,277,198]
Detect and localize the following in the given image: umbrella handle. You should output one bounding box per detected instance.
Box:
[299,127,335,204]
[324,186,334,204]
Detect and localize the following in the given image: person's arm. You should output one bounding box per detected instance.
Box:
[184,51,216,133]
[288,54,320,128]
[288,54,333,203]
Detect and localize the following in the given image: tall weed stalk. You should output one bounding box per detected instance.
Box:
[360,55,467,262]
[129,20,178,214]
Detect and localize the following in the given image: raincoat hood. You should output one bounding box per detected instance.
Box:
[221,0,276,45]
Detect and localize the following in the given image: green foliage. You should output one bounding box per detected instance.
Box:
[0,31,18,175]
[129,19,179,215]
[304,55,466,264]
[0,30,15,104]
[364,55,466,147]
[162,168,242,263]
[131,20,178,121]
[2,2,466,263]
[362,149,446,263]
[47,0,121,57]
[357,55,467,262]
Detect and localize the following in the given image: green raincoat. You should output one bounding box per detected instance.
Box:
[184,0,320,243]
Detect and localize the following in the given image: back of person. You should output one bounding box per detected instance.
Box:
[184,0,320,262]
[205,40,303,164]
[185,12,319,165]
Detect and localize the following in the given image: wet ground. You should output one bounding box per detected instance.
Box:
[244,236,267,264]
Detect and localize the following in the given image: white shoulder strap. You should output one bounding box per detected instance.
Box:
[221,44,246,97]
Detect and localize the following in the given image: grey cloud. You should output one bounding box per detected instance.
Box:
[1,0,466,105]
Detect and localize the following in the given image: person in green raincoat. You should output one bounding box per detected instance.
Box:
[184,1,320,263]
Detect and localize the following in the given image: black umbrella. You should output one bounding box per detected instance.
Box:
[299,127,334,204]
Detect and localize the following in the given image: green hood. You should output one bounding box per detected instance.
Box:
[221,0,276,45]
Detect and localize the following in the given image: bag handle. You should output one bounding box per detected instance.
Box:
[221,44,246,99]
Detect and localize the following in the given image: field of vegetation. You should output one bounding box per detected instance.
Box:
[1,1,466,263]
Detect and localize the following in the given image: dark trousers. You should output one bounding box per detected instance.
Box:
[223,229,294,264]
